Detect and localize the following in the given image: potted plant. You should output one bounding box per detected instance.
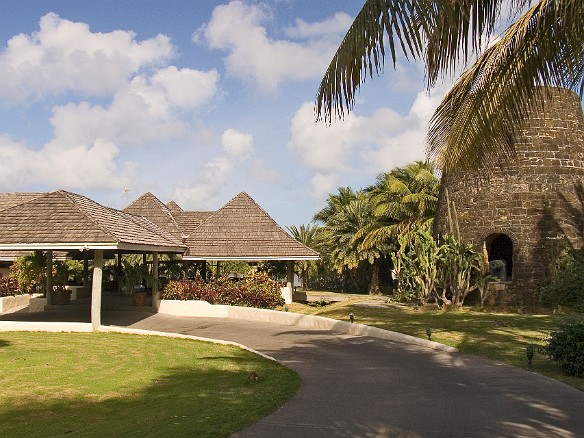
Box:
[122,260,156,306]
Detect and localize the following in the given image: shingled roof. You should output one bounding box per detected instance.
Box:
[0,190,185,252]
[124,192,182,238]
[182,192,319,261]
[0,192,45,211]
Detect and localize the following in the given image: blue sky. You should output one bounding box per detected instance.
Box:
[0,0,449,227]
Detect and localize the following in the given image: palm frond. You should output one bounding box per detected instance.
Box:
[428,0,584,173]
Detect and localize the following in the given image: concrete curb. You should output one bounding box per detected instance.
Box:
[0,321,278,362]
[158,300,459,353]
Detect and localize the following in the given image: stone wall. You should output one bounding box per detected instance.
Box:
[434,88,584,304]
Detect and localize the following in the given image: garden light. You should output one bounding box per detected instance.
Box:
[426,326,432,341]
[526,345,534,368]
[349,312,354,323]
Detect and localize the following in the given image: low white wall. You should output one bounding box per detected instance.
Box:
[65,286,90,300]
[0,294,30,314]
[158,300,458,353]
[29,297,47,313]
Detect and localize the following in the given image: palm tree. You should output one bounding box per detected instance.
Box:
[360,161,439,250]
[287,224,322,289]
[316,0,583,174]
[321,195,387,293]
[313,186,358,223]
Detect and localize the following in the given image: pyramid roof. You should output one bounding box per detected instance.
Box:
[0,190,185,252]
[183,192,319,261]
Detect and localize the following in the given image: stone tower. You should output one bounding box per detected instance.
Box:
[434,88,584,304]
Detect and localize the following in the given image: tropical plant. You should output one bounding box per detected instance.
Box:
[10,251,46,294]
[287,224,322,289]
[122,260,155,296]
[545,318,584,377]
[316,0,583,174]
[361,161,439,250]
[440,234,481,306]
[392,224,444,303]
[320,195,387,294]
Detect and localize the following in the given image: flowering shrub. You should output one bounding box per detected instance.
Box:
[0,275,20,297]
[162,273,284,309]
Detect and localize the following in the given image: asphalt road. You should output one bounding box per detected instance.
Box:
[3,309,584,437]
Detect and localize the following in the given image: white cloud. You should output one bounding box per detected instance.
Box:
[289,86,450,203]
[172,128,254,209]
[0,135,135,190]
[0,13,173,102]
[284,12,352,39]
[310,173,339,201]
[221,128,254,158]
[249,159,280,184]
[199,1,348,92]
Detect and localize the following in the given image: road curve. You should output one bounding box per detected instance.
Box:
[121,312,584,438]
[2,309,583,437]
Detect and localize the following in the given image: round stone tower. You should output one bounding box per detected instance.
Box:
[434,88,584,305]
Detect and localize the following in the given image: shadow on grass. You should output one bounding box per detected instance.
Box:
[1,362,299,438]
[0,339,10,348]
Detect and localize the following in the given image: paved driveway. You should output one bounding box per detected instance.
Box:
[3,309,584,437]
[120,312,584,438]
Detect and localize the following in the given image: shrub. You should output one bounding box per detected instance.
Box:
[0,275,20,297]
[544,319,584,377]
[540,247,584,310]
[161,273,284,309]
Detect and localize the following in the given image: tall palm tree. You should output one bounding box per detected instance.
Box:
[316,0,583,174]
[321,195,387,293]
[360,161,439,250]
[313,186,358,223]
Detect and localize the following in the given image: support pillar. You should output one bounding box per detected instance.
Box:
[287,260,294,289]
[152,252,159,311]
[82,251,89,287]
[91,250,103,331]
[46,250,53,304]
[216,261,221,279]
[201,261,207,282]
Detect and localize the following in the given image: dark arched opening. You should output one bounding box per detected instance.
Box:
[484,233,513,281]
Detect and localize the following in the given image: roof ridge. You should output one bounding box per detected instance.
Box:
[59,190,120,242]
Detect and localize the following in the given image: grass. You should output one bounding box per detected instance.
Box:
[0,332,300,437]
[281,294,584,391]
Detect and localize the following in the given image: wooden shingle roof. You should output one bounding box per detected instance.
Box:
[0,192,45,211]
[123,192,182,238]
[0,190,185,252]
[182,192,319,261]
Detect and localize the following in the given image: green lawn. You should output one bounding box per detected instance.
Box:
[283,296,584,391]
[0,332,300,437]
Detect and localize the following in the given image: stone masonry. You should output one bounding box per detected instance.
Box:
[434,88,584,304]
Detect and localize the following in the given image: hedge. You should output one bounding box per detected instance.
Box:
[161,273,284,309]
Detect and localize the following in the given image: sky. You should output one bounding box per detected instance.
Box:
[0,0,451,228]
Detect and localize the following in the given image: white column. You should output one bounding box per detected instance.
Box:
[91,250,103,331]
[46,250,53,304]
[152,251,159,311]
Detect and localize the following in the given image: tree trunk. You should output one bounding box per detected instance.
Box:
[368,260,380,295]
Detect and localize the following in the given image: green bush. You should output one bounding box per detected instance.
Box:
[540,247,584,310]
[161,273,284,309]
[545,319,584,377]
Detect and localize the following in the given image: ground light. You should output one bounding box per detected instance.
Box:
[526,345,534,368]
[425,326,432,341]
[349,312,354,323]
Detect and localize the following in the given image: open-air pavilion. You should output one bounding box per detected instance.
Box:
[124,191,320,286]
[0,190,185,329]
[0,190,319,326]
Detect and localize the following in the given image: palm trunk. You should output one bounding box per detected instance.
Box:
[368,260,380,295]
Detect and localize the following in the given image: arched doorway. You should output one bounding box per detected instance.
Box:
[484,233,513,281]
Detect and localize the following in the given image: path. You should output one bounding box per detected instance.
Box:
[3,309,584,437]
